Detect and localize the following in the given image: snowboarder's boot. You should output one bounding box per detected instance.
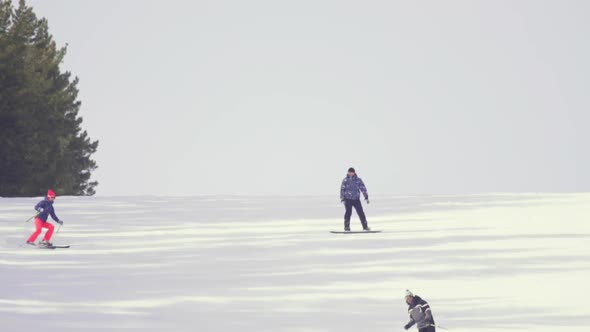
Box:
[26,241,36,246]
[39,241,53,247]
[361,218,369,231]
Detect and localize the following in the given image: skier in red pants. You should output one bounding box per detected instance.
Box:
[27,189,63,247]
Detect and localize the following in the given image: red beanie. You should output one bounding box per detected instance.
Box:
[47,189,56,198]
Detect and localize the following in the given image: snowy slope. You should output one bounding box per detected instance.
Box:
[1,194,589,332]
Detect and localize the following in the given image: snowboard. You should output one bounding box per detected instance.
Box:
[330,230,382,234]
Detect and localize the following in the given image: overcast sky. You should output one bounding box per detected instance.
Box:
[25,0,589,196]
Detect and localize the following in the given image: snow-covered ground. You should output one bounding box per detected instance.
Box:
[1,194,589,332]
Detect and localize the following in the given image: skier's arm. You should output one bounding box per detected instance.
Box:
[418,299,433,321]
[404,318,416,330]
[34,200,44,213]
[49,206,60,222]
[422,304,432,321]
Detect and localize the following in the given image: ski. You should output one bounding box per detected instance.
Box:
[37,245,70,249]
[23,243,70,249]
[44,245,70,249]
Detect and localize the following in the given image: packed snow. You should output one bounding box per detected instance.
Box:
[1,194,589,332]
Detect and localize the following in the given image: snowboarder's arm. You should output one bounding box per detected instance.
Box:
[359,178,369,200]
[340,179,346,201]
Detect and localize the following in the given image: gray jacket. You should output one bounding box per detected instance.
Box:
[406,295,434,329]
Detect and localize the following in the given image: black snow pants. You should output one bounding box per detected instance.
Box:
[419,325,435,332]
[344,199,368,229]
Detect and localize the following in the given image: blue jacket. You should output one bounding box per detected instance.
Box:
[340,175,369,201]
[34,198,60,222]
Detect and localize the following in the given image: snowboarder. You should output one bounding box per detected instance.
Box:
[404,290,436,332]
[26,189,63,247]
[340,167,370,231]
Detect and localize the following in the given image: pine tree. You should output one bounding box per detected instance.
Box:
[0,0,98,196]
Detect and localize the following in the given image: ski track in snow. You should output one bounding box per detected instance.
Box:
[1,194,589,332]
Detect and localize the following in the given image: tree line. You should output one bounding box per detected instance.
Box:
[0,0,98,196]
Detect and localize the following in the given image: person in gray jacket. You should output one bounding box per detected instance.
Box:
[340,167,370,231]
[404,290,436,332]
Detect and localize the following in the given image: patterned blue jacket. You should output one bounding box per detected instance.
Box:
[34,198,60,222]
[340,175,369,201]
